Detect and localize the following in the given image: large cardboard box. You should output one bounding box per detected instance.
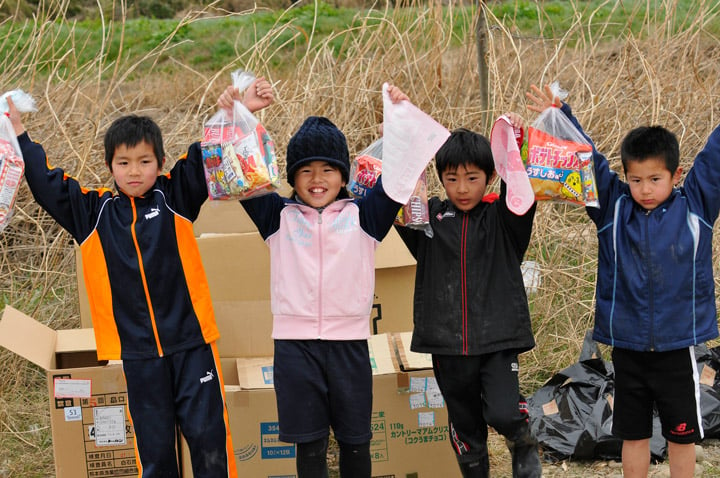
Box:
[0,306,139,478]
[182,334,460,478]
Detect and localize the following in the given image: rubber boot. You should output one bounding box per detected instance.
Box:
[505,427,542,478]
[457,443,490,478]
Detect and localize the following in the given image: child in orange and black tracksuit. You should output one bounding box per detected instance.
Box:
[8,80,273,478]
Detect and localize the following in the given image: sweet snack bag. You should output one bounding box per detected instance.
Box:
[202,69,279,200]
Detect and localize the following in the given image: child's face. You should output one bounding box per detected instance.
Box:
[110,140,162,198]
[293,160,346,208]
[441,164,490,212]
[625,157,682,211]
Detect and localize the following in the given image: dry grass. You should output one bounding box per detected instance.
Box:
[2,0,720,476]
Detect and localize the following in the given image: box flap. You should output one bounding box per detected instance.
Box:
[393,331,433,370]
[55,328,97,353]
[368,333,398,375]
[236,357,275,390]
[0,305,57,370]
[375,228,416,269]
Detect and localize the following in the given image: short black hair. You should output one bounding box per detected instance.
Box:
[620,125,679,174]
[435,128,494,182]
[104,115,165,170]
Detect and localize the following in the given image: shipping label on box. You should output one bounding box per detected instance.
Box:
[50,368,138,478]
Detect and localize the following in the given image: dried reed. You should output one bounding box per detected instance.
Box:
[1,0,720,475]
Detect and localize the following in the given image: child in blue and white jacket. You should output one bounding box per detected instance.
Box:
[528,84,720,478]
[218,85,431,478]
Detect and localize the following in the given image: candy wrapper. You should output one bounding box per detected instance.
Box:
[526,83,599,207]
[202,69,279,200]
[0,89,36,232]
[349,138,432,236]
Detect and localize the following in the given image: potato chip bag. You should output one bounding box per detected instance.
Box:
[527,102,599,208]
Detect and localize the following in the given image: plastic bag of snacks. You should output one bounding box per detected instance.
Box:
[202,69,279,200]
[349,138,432,235]
[526,83,599,208]
[0,90,36,232]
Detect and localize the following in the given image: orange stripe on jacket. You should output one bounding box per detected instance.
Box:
[174,215,220,344]
[80,232,122,360]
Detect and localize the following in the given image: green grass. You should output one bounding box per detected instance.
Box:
[2,0,719,80]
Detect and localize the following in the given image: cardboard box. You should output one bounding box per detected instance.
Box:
[76,227,418,353]
[0,306,139,478]
[182,335,460,478]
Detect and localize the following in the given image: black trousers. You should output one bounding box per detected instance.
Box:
[123,343,235,477]
[433,350,529,463]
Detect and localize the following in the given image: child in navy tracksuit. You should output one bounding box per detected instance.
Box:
[217,84,434,478]
[9,80,273,478]
[395,120,541,478]
[526,84,720,477]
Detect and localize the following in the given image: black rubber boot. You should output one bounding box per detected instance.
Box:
[506,428,542,478]
[457,443,490,478]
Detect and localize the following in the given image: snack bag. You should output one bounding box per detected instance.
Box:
[349,137,432,235]
[348,138,383,198]
[202,69,279,200]
[526,82,599,207]
[395,170,431,232]
[0,89,36,232]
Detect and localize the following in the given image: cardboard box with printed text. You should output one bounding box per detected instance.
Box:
[0,306,139,478]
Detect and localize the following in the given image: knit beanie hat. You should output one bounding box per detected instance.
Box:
[286,116,350,187]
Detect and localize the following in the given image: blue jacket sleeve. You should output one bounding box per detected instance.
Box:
[358,175,403,242]
[20,132,110,243]
[682,125,720,223]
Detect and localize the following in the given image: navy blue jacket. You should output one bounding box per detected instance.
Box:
[561,104,720,351]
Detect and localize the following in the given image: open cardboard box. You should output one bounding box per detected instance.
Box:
[0,306,139,478]
[183,333,460,478]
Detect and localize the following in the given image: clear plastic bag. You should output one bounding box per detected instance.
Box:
[202,70,279,200]
[0,89,35,232]
[526,83,599,208]
[349,137,432,236]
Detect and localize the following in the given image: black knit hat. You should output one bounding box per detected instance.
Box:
[286,116,350,187]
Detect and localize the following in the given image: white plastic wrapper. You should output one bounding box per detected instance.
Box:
[380,82,450,204]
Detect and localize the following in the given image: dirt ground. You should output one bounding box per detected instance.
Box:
[335,435,720,477]
[492,435,720,478]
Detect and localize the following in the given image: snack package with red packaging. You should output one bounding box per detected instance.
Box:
[349,138,432,236]
[0,90,36,232]
[526,83,599,207]
[202,69,279,200]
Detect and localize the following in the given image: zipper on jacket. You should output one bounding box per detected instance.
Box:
[130,197,165,356]
[644,210,655,351]
[317,209,323,337]
[461,213,469,355]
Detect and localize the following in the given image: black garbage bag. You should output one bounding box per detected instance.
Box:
[693,344,720,438]
[528,331,667,462]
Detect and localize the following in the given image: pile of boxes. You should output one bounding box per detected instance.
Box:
[0,198,460,477]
